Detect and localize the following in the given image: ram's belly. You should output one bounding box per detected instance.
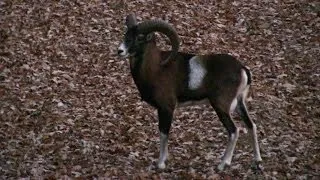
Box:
[177,99,209,108]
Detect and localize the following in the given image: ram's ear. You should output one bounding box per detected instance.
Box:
[126,13,137,28]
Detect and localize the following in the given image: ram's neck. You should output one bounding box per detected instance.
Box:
[128,43,162,106]
[143,43,162,74]
[130,43,161,80]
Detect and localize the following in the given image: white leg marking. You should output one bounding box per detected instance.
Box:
[188,56,207,90]
[158,132,168,169]
[250,123,262,162]
[218,128,240,171]
[230,98,238,113]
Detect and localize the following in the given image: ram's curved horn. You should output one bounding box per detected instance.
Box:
[137,20,180,65]
[126,13,137,28]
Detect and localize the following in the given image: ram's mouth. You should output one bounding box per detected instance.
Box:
[118,53,129,58]
[118,43,129,57]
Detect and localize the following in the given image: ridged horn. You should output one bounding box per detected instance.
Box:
[126,14,137,28]
[137,19,180,65]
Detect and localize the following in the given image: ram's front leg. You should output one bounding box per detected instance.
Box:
[157,107,174,169]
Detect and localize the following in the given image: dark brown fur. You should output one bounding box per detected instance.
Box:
[130,43,249,114]
[119,14,261,170]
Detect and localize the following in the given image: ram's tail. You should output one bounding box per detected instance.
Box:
[244,66,252,85]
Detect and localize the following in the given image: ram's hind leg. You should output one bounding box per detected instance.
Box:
[237,93,262,170]
[211,102,240,171]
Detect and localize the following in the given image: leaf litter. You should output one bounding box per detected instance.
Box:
[0,0,319,179]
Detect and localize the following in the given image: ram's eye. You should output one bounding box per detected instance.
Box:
[137,34,145,41]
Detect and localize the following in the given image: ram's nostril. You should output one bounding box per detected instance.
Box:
[118,49,124,55]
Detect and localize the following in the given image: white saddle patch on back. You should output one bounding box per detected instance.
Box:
[188,56,207,90]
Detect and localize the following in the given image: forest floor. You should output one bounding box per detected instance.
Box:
[0,0,319,179]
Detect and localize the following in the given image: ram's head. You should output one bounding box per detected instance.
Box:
[118,14,180,65]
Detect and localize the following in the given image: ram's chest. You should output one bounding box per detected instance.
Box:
[130,57,157,106]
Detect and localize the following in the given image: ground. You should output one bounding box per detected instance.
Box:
[0,0,319,179]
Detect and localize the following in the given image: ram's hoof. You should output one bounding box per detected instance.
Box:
[251,161,263,172]
[216,163,228,172]
[157,162,166,169]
